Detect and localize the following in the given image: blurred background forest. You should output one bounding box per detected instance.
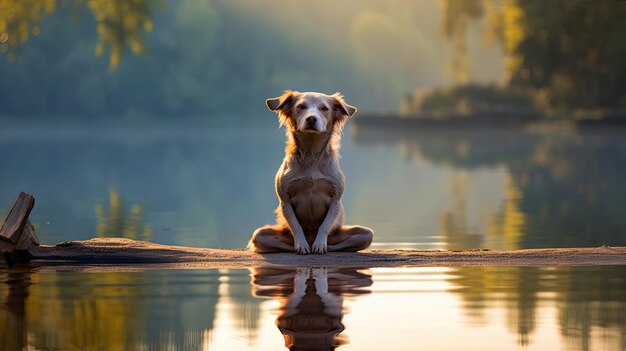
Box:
[2,0,624,122]
[1,3,626,351]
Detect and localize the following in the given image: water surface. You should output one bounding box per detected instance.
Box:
[1,125,625,350]
[1,124,624,250]
[1,266,624,351]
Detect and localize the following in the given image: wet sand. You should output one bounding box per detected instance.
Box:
[9,238,625,272]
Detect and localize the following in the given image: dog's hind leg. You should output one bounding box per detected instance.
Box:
[327,225,374,252]
[248,225,294,253]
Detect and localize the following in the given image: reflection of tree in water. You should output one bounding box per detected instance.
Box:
[439,171,483,249]
[507,133,626,247]
[1,271,147,350]
[95,188,153,240]
[141,270,221,350]
[558,266,626,351]
[448,266,539,346]
[0,0,159,69]
[448,266,626,350]
[352,126,626,349]
[353,128,626,248]
[485,169,525,250]
[0,270,225,350]
[0,271,31,350]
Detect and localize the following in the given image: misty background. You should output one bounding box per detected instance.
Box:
[1,0,625,251]
[1,0,506,120]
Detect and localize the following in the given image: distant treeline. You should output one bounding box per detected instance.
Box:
[0,0,366,118]
[440,0,626,111]
[2,0,625,119]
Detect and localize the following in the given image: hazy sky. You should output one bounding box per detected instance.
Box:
[221,0,504,90]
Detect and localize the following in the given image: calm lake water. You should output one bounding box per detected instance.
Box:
[1,124,625,250]
[1,266,625,351]
[1,123,625,350]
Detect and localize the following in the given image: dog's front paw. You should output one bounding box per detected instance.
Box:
[311,267,327,279]
[311,240,327,254]
[295,268,310,285]
[294,241,311,255]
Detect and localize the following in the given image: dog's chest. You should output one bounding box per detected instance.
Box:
[287,176,335,232]
[286,175,335,199]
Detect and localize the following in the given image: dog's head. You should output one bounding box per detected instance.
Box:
[266,91,357,133]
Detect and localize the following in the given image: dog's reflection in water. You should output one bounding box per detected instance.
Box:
[251,267,372,350]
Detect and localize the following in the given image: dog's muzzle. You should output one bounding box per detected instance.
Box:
[301,116,321,132]
[306,116,317,126]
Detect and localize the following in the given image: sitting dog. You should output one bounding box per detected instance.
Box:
[249,91,374,254]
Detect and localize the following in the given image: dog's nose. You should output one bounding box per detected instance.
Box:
[306,116,317,124]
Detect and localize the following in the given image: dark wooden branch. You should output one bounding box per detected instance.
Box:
[0,192,40,267]
[0,192,34,243]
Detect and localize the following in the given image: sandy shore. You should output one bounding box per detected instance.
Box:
[8,237,623,272]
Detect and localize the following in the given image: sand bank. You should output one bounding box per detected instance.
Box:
[11,238,624,272]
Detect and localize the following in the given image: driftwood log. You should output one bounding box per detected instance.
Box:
[1,193,626,271]
[0,192,40,267]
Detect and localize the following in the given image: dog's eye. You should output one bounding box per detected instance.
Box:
[319,106,329,111]
[297,104,307,109]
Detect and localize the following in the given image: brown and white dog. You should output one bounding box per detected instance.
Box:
[249,91,373,254]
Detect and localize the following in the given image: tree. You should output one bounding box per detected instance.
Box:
[481,0,626,109]
[439,0,484,82]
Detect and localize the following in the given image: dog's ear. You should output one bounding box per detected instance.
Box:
[331,93,357,124]
[266,91,297,112]
[267,90,299,128]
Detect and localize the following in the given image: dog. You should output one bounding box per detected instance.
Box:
[251,267,373,350]
[249,91,374,254]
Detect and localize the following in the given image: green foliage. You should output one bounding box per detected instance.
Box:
[405,84,535,115]
[0,1,365,118]
[1,0,450,120]
[447,0,626,110]
[508,0,626,109]
[439,0,484,82]
[0,0,158,70]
